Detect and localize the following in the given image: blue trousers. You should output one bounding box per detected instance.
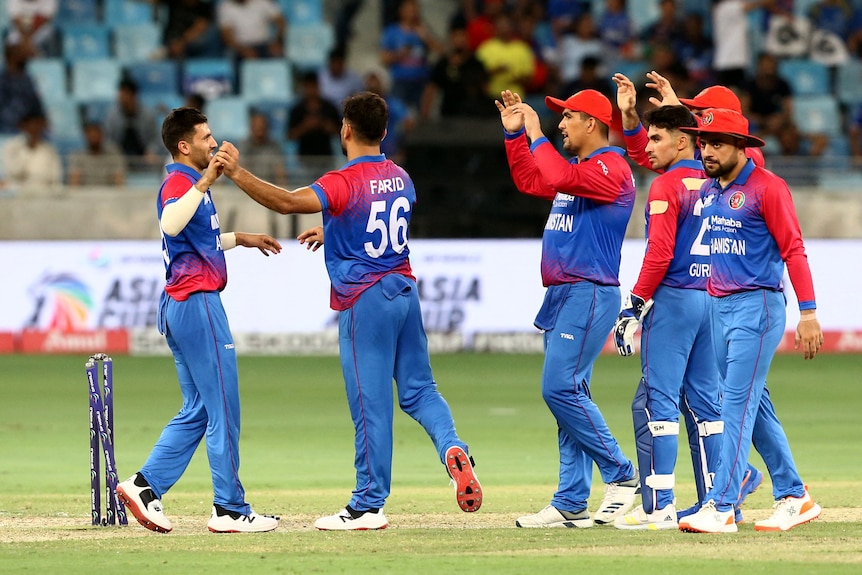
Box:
[706,290,805,511]
[538,282,635,512]
[637,286,722,512]
[141,291,250,515]
[340,274,464,511]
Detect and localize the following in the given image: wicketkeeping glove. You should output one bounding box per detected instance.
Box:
[613,293,654,356]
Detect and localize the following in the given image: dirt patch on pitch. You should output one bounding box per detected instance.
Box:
[1,508,860,543]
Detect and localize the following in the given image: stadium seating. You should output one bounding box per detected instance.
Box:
[205,97,251,142]
[113,22,163,64]
[792,94,841,136]
[124,61,180,96]
[27,58,68,105]
[71,59,122,102]
[240,60,293,103]
[45,100,84,152]
[778,58,831,96]
[80,100,113,125]
[251,101,291,143]
[103,0,156,26]
[182,58,236,99]
[281,0,323,25]
[61,24,111,62]
[286,21,335,71]
[56,0,99,24]
[836,57,862,106]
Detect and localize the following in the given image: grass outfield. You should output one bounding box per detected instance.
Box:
[1,353,861,574]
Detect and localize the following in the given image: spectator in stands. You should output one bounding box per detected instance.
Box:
[5,0,59,58]
[563,55,613,101]
[546,0,589,40]
[475,10,535,99]
[775,118,829,157]
[380,0,443,112]
[806,0,860,41]
[676,12,714,88]
[849,105,862,160]
[742,52,792,138]
[556,12,605,94]
[68,122,127,187]
[515,3,555,96]
[103,78,161,171]
[319,45,364,110]
[641,0,684,50]
[598,0,636,61]
[0,43,45,135]
[151,0,221,59]
[287,72,341,170]
[711,0,760,90]
[239,111,287,187]
[0,111,62,192]
[185,92,207,113]
[365,68,414,163]
[648,41,694,101]
[420,23,492,120]
[460,0,504,52]
[217,0,285,61]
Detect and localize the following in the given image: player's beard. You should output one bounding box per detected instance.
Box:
[703,154,739,179]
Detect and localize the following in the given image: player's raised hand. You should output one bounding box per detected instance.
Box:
[297,225,324,252]
[612,73,637,113]
[215,141,241,177]
[236,232,282,256]
[795,315,823,360]
[495,90,526,133]
[645,70,681,108]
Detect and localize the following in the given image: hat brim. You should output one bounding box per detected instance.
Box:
[545,96,568,114]
[680,127,766,148]
[679,97,709,110]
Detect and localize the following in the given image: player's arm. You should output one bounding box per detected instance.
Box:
[497,91,557,200]
[632,186,680,300]
[219,232,282,256]
[216,142,322,215]
[531,143,624,203]
[612,72,656,172]
[160,154,223,237]
[297,225,324,251]
[761,178,822,359]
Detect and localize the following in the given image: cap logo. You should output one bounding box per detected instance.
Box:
[728,191,745,210]
[702,112,714,126]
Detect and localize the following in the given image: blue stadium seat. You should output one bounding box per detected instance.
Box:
[251,101,290,142]
[140,92,184,130]
[71,59,122,102]
[56,0,98,24]
[80,100,114,125]
[61,24,110,62]
[240,60,292,103]
[286,21,335,72]
[27,58,68,105]
[836,57,862,106]
[206,97,250,142]
[792,95,841,136]
[281,0,322,25]
[777,59,830,96]
[125,61,180,95]
[113,22,163,63]
[182,58,236,99]
[104,0,156,26]
[45,100,84,150]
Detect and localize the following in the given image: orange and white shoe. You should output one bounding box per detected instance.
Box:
[445,446,482,512]
[754,486,822,532]
[678,499,737,533]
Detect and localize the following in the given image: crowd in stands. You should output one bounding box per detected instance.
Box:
[1,0,862,193]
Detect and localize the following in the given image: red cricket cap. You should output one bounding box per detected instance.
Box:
[545,89,613,127]
[679,85,742,113]
[680,108,766,148]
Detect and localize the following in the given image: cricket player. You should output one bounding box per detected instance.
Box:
[497,89,640,528]
[613,72,765,522]
[117,107,281,533]
[677,108,823,533]
[214,91,482,530]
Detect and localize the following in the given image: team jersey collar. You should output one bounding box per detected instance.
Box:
[580,146,625,163]
[665,158,703,173]
[342,154,386,169]
[165,162,202,183]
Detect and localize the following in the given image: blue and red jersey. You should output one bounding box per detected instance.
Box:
[504,129,635,287]
[633,159,710,299]
[157,163,227,301]
[700,159,816,309]
[311,154,415,311]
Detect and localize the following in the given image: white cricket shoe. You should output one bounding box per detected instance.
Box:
[754,486,822,532]
[678,499,737,533]
[593,470,640,524]
[614,504,678,530]
[116,473,172,533]
[515,505,593,528]
[207,504,279,533]
[314,506,388,531]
